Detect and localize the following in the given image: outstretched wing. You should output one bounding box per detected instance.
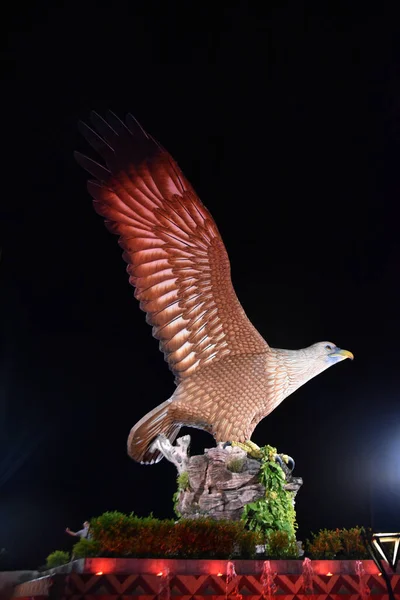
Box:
[76,112,268,383]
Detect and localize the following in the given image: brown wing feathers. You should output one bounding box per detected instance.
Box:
[76,113,227,379]
[76,112,268,385]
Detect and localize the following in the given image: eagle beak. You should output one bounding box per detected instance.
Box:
[330,348,354,360]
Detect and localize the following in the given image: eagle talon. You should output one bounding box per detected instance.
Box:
[229,442,296,472]
[285,456,295,472]
[231,440,263,459]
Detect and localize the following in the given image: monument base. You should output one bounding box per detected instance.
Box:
[152,435,302,522]
[10,558,394,600]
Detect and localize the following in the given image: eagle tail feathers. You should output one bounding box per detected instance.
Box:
[127,399,180,464]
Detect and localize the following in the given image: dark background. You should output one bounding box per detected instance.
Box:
[2,1,400,569]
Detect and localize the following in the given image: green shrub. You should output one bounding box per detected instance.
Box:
[241,445,297,538]
[66,510,370,560]
[339,527,369,559]
[89,511,175,557]
[172,518,257,558]
[237,528,265,558]
[227,458,245,473]
[177,472,190,490]
[72,538,101,558]
[88,512,263,558]
[45,550,70,569]
[306,528,343,559]
[266,530,299,558]
[128,515,177,557]
[306,526,369,559]
[173,472,190,517]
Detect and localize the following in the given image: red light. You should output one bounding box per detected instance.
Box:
[157,572,163,577]
[217,573,223,577]
[326,572,333,576]
[89,559,113,574]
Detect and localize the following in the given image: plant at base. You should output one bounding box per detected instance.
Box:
[306,526,370,559]
[172,517,263,559]
[72,538,101,558]
[90,511,175,557]
[340,526,369,559]
[45,550,70,569]
[227,457,245,473]
[84,511,264,558]
[241,444,298,548]
[306,528,343,559]
[173,471,190,518]
[45,510,371,560]
[266,530,299,558]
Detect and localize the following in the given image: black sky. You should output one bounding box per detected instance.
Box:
[2,1,400,569]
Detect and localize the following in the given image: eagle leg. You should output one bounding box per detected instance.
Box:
[229,439,263,459]
[223,442,296,473]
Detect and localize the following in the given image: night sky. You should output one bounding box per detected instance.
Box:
[2,2,400,569]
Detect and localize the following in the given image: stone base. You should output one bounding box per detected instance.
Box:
[172,442,302,521]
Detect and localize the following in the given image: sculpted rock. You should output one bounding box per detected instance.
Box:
[157,435,302,521]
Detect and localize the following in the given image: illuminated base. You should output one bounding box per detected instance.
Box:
[10,558,400,600]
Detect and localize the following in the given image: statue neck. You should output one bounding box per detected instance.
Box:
[270,347,325,400]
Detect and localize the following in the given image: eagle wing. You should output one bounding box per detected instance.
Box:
[76,112,268,383]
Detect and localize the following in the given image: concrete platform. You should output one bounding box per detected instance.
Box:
[7,558,400,600]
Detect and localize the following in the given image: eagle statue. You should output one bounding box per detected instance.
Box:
[75,112,353,465]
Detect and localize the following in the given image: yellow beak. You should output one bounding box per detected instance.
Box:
[330,348,354,360]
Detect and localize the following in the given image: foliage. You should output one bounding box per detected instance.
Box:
[306,527,369,559]
[89,511,176,556]
[44,511,372,563]
[45,550,70,569]
[72,537,101,558]
[87,511,263,558]
[238,529,265,558]
[241,445,297,542]
[265,530,299,559]
[306,528,344,559]
[173,471,191,518]
[339,527,370,559]
[227,457,245,473]
[172,518,263,559]
[177,471,190,490]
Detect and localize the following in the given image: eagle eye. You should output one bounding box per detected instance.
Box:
[325,344,333,350]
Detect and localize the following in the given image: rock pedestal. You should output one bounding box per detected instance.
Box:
[152,435,303,521]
